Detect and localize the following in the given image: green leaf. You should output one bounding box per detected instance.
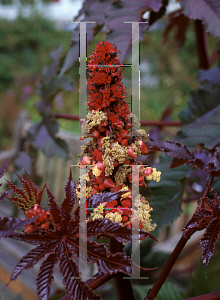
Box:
[132,281,187,300]
[148,155,191,232]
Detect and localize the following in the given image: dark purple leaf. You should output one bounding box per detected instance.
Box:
[60,0,163,75]
[59,244,101,300]
[149,0,168,26]
[199,217,220,270]
[36,253,58,300]
[60,169,77,226]
[87,218,132,243]
[0,158,11,182]
[181,0,220,37]
[183,208,212,233]
[0,190,11,202]
[47,186,62,226]
[147,138,194,161]
[163,10,190,51]
[179,82,220,124]
[199,67,220,85]
[9,244,59,283]
[97,252,131,275]
[33,120,69,159]
[0,216,38,238]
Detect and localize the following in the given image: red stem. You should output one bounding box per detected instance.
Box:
[194,19,209,70]
[184,291,220,300]
[146,176,214,300]
[54,113,182,127]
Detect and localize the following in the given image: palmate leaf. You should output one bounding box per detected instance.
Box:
[147,137,220,177]
[199,217,220,271]
[7,168,143,300]
[163,9,190,51]
[60,0,163,76]
[0,216,38,238]
[36,253,58,300]
[181,0,220,38]
[6,171,47,211]
[183,187,220,271]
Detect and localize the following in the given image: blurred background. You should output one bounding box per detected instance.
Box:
[0,0,220,299]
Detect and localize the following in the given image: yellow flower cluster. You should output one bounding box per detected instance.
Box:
[92,165,102,177]
[145,168,161,182]
[133,196,157,232]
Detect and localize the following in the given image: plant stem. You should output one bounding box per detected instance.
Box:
[110,238,136,300]
[146,175,214,300]
[54,113,182,127]
[194,19,209,70]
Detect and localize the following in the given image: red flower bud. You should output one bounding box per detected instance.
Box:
[81,156,91,165]
[121,200,132,207]
[122,216,128,223]
[137,140,148,154]
[117,137,122,143]
[125,123,132,129]
[96,162,105,171]
[113,160,119,167]
[93,150,103,161]
[99,183,106,191]
[120,130,129,139]
[96,176,103,184]
[143,167,153,176]
[106,200,118,208]
[121,139,128,146]
[92,130,100,138]
[127,146,137,158]
[123,158,130,165]
[24,224,34,233]
[103,178,115,188]
[110,185,122,192]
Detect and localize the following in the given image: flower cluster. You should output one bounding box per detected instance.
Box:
[77,40,161,232]
[24,204,54,233]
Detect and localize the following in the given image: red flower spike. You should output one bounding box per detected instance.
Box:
[103,178,115,188]
[127,146,137,158]
[117,137,122,143]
